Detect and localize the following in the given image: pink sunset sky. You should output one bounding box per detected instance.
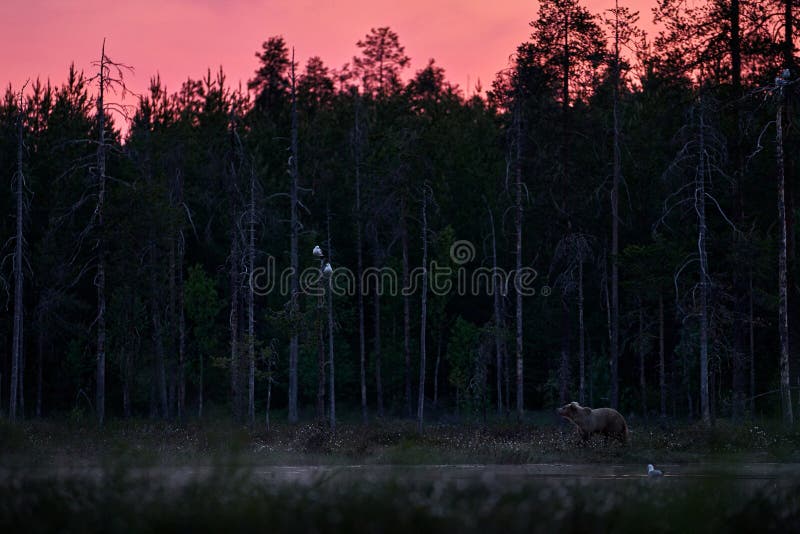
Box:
[1,0,659,105]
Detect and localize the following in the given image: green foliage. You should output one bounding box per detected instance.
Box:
[185,264,222,356]
[446,317,491,414]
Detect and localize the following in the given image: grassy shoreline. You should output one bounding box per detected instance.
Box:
[2,414,799,467]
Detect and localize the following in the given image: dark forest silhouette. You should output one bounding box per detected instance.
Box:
[1,0,800,430]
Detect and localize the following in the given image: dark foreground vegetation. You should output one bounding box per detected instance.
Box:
[1,457,799,533]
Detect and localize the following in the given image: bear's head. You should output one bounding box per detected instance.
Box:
[557,401,591,423]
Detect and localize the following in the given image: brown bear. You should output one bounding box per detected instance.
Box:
[557,401,629,444]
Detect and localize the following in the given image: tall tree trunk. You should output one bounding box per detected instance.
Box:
[489,206,503,414]
[122,345,131,419]
[502,293,510,414]
[149,363,158,419]
[95,41,108,426]
[610,0,622,411]
[198,352,204,419]
[578,259,585,405]
[698,104,711,425]
[402,205,412,418]
[288,50,300,424]
[315,235,325,422]
[783,0,794,95]
[729,0,748,423]
[151,259,168,419]
[514,103,524,418]
[732,305,746,421]
[749,270,755,413]
[265,357,272,432]
[229,235,241,421]
[373,287,384,418]
[35,323,44,418]
[730,0,741,91]
[639,304,647,420]
[175,172,186,422]
[433,330,442,409]
[559,299,570,405]
[685,351,693,420]
[10,95,24,423]
[588,332,594,406]
[247,169,256,427]
[417,186,429,433]
[372,235,384,418]
[19,347,25,419]
[148,135,168,420]
[177,247,186,421]
[659,294,666,418]
[317,283,326,420]
[354,95,367,423]
[708,350,721,425]
[327,207,336,432]
[168,238,176,419]
[123,291,135,419]
[783,0,798,418]
[777,87,794,426]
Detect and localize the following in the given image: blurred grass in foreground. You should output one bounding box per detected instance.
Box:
[0,466,798,533]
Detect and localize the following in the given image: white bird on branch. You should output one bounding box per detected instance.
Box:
[313,245,323,257]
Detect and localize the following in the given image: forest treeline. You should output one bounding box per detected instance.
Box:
[1,0,799,429]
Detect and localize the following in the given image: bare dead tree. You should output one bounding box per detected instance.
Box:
[693,102,711,425]
[502,292,510,414]
[265,342,276,431]
[433,325,443,409]
[247,166,257,427]
[513,100,524,418]
[659,294,666,418]
[168,220,177,417]
[316,251,326,420]
[775,74,794,426]
[175,171,187,422]
[749,269,755,413]
[327,206,336,432]
[417,183,430,433]
[94,42,108,426]
[402,204,413,419]
[370,224,385,418]
[9,84,27,423]
[228,110,245,422]
[487,203,504,414]
[608,1,623,411]
[228,228,243,423]
[35,321,43,418]
[659,95,734,426]
[228,94,251,424]
[89,40,132,426]
[352,90,368,423]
